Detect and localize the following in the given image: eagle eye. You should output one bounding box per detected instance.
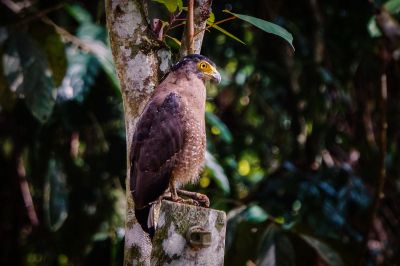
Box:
[198,61,210,72]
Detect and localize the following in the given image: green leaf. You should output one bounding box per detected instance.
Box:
[0,27,8,45]
[208,12,215,23]
[367,0,400,38]
[367,17,381,37]
[0,28,17,111]
[225,213,270,266]
[153,0,182,13]
[206,21,245,45]
[299,234,345,266]
[65,3,93,24]
[166,35,182,48]
[226,206,247,251]
[385,0,400,13]
[206,111,233,143]
[44,158,69,231]
[224,10,294,50]
[0,67,17,111]
[205,150,230,193]
[2,32,56,123]
[29,21,67,87]
[76,22,119,92]
[176,0,183,11]
[77,23,106,42]
[57,24,101,101]
[245,205,269,223]
[58,8,120,101]
[84,40,120,91]
[225,205,269,253]
[256,224,296,266]
[57,46,100,102]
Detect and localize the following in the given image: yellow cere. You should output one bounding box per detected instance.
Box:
[197,60,215,75]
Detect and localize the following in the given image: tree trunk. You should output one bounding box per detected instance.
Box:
[105,0,171,264]
[105,0,221,265]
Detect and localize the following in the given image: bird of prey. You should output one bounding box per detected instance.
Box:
[130,54,221,236]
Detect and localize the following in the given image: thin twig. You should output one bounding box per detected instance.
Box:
[1,0,64,27]
[193,16,236,38]
[358,44,388,266]
[187,0,194,54]
[41,16,92,52]
[17,155,39,226]
[169,22,186,30]
[14,3,64,26]
[173,18,187,21]
[162,12,185,39]
[378,73,388,201]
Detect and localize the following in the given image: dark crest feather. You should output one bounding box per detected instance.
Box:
[171,54,216,71]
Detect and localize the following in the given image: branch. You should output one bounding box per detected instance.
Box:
[180,0,213,56]
[41,17,92,52]
[309,0,324,64]
[187,0,194,54]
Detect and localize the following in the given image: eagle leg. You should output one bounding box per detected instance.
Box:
[177,189,210,208]
[169,183,179,202]
[163,183,209,207]
[161,182,187,204]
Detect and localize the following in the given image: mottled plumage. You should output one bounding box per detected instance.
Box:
[130,54,221,235]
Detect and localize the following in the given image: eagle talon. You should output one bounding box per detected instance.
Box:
[162,195,201,207]
[177,189,210,208]
[182,198,200,206]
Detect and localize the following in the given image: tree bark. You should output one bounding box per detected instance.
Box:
[105,0,218,265]
[151,201,226,266]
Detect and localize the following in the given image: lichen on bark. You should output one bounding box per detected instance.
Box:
[151,201,226,266]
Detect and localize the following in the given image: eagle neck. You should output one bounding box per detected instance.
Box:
[161,71,206,114]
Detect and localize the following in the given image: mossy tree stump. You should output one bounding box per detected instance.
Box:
[151,201,226,266]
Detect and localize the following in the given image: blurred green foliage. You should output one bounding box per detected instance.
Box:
[1,0,400,266]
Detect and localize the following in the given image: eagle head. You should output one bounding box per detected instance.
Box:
[171,54,221,84]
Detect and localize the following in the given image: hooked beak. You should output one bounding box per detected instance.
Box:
[209,66,221,84]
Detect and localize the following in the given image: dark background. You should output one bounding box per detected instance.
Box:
[1,0,399,265]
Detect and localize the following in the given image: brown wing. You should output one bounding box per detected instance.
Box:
[130,92,185,209]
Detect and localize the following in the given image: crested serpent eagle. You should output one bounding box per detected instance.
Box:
[130,54,221,236]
